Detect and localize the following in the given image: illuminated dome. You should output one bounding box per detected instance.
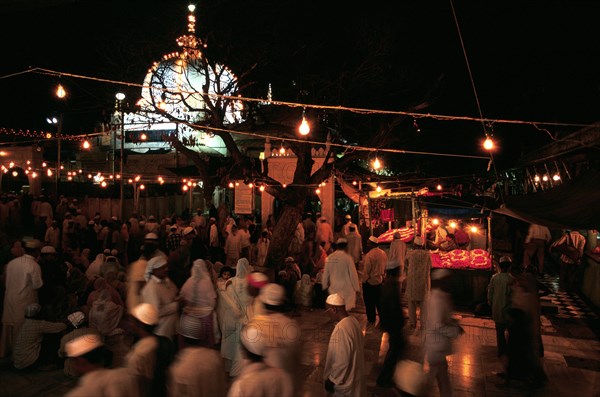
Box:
[123,4,242,156]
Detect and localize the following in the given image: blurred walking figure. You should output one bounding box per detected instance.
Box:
[376,260,406,387]
[405,236,431,328]
[323,293,366,397]
[423,269,463,397]
[551,230,585,291]
[361,236,387,328]
[523,223,551,275]
[322,238,361,311]
[316,216,334,253]
[487,256,514,358]
[141,256,179,340]
[388,232,407,283]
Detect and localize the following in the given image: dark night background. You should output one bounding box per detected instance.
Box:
[1,0,599,176]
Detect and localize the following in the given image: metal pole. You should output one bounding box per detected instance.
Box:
[119,101,124,220]
[56,114,62,196]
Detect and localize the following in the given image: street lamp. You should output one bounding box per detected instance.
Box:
[47,115,62,195]
[115,92,126,220]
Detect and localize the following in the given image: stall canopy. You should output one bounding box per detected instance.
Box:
[494,170,600,230]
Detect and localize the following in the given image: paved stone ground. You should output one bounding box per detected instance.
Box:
[1,292,599,397]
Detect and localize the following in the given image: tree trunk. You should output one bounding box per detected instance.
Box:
[264,201,303,279]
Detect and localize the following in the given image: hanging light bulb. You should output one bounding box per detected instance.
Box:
[483,137,494,151]
[376,185,382,193]
[67,176,73,181]
[372,157,382,170]
[248,183,253,188]
[128,178,133,183]
[47,169,53,176]
[88,174,93,179]
[449,221,457,229]
[139,184,145,190]
[9,161,14,168]
[12,171,18,177]
[436,184,442,191]
[470,226,478,233]
[432,218,440,226]
[140,133,147,141]
[183,185,189,191]
[279,145,286,155]
[352,180,357,186]
[82,140,91,149]
[552,174,561,181]
[56,84,66,99]
[116,174,121,179]
[298,110,310,136]
[282,183,287,188]
[158,101,167,110]
[42,162,47,167]
[228,182,234,188]
[259,185,265,192]
[315,188,321,194]
[101,181,107,187]
[135,175,141,182]
[235,182,240,186]
[542,175,549,182]
[534,175,540,182]
[31,172,38,178]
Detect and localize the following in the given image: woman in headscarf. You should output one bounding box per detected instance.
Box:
[178,259,217,348]
[85,252,106,280]
[218,257,253,377]
[86,277,123,312]
[88,289,123,337]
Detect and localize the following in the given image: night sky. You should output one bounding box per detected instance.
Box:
[1,0,599,175]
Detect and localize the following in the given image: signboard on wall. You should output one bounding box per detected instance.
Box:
[234,181,254,214]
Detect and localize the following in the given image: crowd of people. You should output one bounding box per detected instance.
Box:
[0,192,582,396]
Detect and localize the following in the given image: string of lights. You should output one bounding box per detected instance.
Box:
[2,67,590,130]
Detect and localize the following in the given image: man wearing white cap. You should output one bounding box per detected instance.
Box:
[346,225,363,266]
[361,236,388,328]
[1,239,43,358]
[65,334,140,397]
[341,214,357,238]
[140,256,179,340]
[406,236,432,328]
[12,303,67,369]
[126,233,166,312]
[250,283,302,394]
[323,293,366,397]
[59,311,100,377]
[322,238,361,311]
[227,322,294,397]
[125,302,174,397]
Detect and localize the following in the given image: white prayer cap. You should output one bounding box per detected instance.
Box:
[103,248,111,255]
[336,237,348,245]
[183,227,194,236]
[209,217,216,222]
[499,256,512,264]
[345,214,352,220]
[144,233,158,241]
[131,303,159,326]
[110,249,119,256]
[41,245,56,254]
[368,236,379,244]
[170,225,177,230]
[259,283,286,306]
[413,236,424,246]
[68,311,85,327]
[326,293,345,306]
[386,260,400,270]
[66,334,103,358]
[431,269,452,280]
[25,303,41,317]
[241,322,264,356]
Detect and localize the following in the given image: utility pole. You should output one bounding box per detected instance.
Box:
[116,93,126,220]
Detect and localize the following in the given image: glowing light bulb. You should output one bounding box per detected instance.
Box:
[60,165,64,170]
[140,133,147,141]
[101,181,107,187]
[376,185,382,193]
[56,84,66,99]
[449,221,457,229]
[9,162,14,168]
[187,181,193,187]
[116,174,121,179]
[470,226,478,233]
[158,101,167,110]
[139,184,145,190]
[88,174,92,179]
[352,180,357,186]
[188,4,196,12]
[78,169,82,174]
[552,174,561,181]
[235,182,239,186]
[42,162,47,167]
[115,92,125,101]
[432,218,440,226]
[228,182,234,188]
[12,171,18,177]
[436,184,442,191]
[45,133,53,139]
[31,172,37,178]
[82,140,90,149]
[259,185,265,192]
[25,170,29,175]
[26,160,30,165]
[67,176,72,181]
[248,183,253,188]
[542,175,549,182]
[279,146,286,154]
[298,113,310,136]
[282,183,287,188]
[534,175,540,182]
[316,188,321,194]
[183,185,189,191]
[47,169,53,176]
[483,137,494,150]
[135,175,141,182]
[372,157,382,170]
[128,179,133,183]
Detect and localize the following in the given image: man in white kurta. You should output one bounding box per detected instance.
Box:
[140,257,179,339]
[346,226,363,265]
[316,217,334,252]
[1,241,43,358]
[323,293,366,397]
[322,239,361,311]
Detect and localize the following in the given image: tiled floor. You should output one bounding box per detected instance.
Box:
[539,274,599,320]
[1,286,599,397]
